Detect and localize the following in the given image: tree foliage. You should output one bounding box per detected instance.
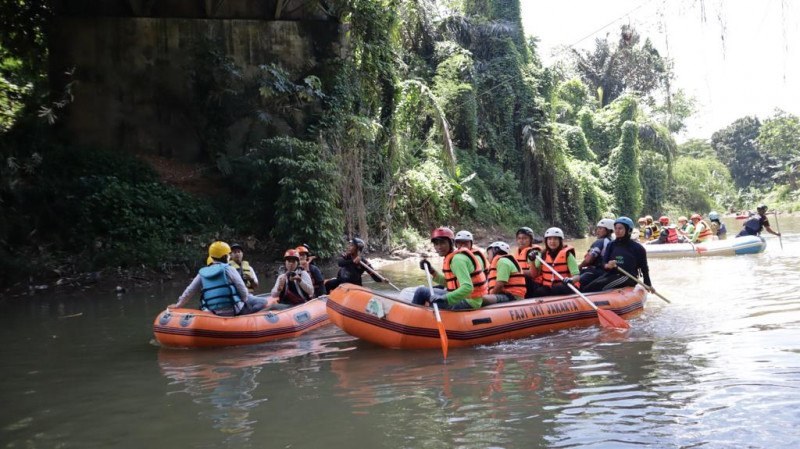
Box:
[711,116,772,188]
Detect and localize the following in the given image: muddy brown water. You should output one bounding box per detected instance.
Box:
[1,217,799,448]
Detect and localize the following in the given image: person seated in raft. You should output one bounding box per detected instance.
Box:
[323,238,386,292]
[454,230,489,275]
[229,243,259,293]
[170,241,268,316]
[688,213,713,243]
[708,211,727,240]
[646,216,684,245]
[296,245,326,298]
[482,241,527,305]
[579,219,615,286]
[582,217,654,293]
[677,216,694,239]
[737,204,781,238]
[637,217,649,241]
[527,227,580,296]
[413,227,488,310]
[270,249,314,309]
[514,226,544,298]
[644,215,661,241]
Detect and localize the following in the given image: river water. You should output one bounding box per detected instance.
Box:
[1,218,799,448]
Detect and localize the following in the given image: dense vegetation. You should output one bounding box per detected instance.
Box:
[1,0,797,288]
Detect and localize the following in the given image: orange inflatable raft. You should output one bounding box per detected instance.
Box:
[327,285,647,349]
[153,297,330,348]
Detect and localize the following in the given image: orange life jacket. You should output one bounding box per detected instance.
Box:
[695,220,712,242]
[472,249,489,275]
[540,245,580,289]
[516,245,543,283]
[487,255,527,299]
[442,249,488,298]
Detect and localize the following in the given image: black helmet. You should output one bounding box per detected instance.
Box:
[350,237,365,250]
[230,243,244,251]
[516,227,535,238]
[757,204,768,211]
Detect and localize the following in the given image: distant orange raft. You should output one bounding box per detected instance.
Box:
[327,285,647,349]
[153,297,330,348]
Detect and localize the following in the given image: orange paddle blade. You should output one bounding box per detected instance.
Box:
[437,319,449,359]
[597,308,630,330]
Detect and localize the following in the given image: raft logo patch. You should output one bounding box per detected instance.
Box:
[508,301,579,321]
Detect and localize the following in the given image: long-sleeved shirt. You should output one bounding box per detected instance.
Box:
[602,238,651,286]
[270,269,314,298]
[432,252,480,309]
[177,263,248,306]
[335,254,383,285]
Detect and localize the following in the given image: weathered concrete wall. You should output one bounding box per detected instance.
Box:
[50,17,342,161]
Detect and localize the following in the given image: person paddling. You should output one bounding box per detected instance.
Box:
[688,214,713,243]
[482,241,526,305]
[579,219,615,286]
[528,227,580,296]
[582,217,654,293]
[170,241,268,316]
[413,227,488,310]
[737,204,781,238]
[324,238,386,292]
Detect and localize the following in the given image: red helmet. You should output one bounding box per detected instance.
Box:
[295,246,309,255]
[690,213,702,222]
[430,227,455,243]
[283,249,300,260]
[659,216,670,225]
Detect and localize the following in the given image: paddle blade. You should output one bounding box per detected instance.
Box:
[437,319,449,359]
[596,308,630,330]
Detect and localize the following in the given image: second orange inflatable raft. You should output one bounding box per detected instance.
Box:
[327,285,647,349]
[153,297,330,348]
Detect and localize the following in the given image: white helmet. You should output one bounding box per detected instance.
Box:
[487,241,510,254]
[597,219,615,231]
[544,227,564,239]
[454,230,473,242]
[708,211,719,220]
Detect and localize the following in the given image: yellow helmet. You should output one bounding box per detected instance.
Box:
[206,256,213,266]
[208,241,231,259]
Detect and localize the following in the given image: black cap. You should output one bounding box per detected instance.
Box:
[230,243,244,251]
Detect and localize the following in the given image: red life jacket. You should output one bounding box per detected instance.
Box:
[540,245,580,289]
[442,249,488,298]
[487,255,527,299]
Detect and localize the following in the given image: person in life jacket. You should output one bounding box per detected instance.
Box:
[737,204,781,238]
[527,227,581,296]
[582,217,653,293]
[646,216,683,245]
[454,230,489,275]
[229,243,259,293]
[677,216,694,239]
[579,218,615,286]
[482,241,527,305]
[638,217,649,241]
[645,215,660,241]
[324,238,386,293]
[689,214,713,243]
[296,245,326,297]
[413,227,488,310]
[269,249,314,309]
[170,241,268,316]
[514,226,543,298]
[708,211,727,240]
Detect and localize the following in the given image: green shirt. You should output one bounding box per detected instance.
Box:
[495,257,523,300]
[433,252,481,309]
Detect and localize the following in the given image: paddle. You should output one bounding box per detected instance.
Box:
[425,267,449,359]
[771,211,784,250]
[614,266,671,304]
[535,255,630,330]
[359,261,401,292]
